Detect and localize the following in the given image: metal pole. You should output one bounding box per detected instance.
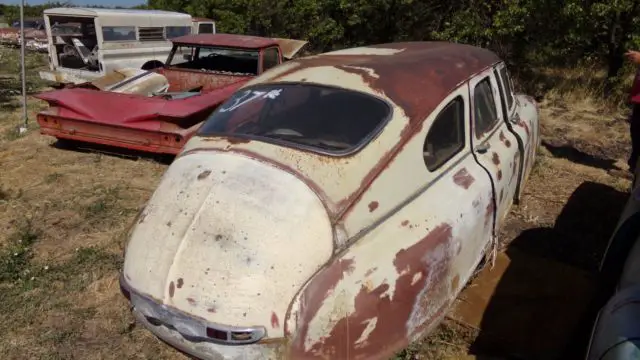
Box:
[19,0,28,134]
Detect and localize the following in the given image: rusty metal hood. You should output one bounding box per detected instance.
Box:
[122,150,334,338]
[272,38,308,59]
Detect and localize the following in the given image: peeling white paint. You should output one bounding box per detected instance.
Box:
[411,272,422,286]
[123,151,334,338]
[121,46,540,359]
[183,65,410,224]
[355,317,378,347]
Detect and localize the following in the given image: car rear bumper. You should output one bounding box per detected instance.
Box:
[119,274,286,360]
[37,114,194,155]
[132,309,286,360]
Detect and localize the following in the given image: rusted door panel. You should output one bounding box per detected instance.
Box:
[285,86,494,359]
[285,155,493,360]
[493,63,534,203]
[469,68,520,230]
[513,93,540,199]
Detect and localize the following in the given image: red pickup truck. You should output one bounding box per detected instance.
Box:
[33,33,307,155]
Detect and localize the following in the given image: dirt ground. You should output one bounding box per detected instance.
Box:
[0,47,633,359]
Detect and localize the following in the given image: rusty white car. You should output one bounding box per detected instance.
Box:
[119,41,540,359]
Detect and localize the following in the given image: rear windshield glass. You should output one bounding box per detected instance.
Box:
[197,83,391,153]
[168,45,259,75]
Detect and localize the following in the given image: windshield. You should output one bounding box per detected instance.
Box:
[197,83,391,153]
[167,45,260,75]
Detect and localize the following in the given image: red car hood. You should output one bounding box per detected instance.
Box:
[34,81,245,128]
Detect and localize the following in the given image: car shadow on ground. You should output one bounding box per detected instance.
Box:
[541,141,620,172]
[51,139,175,165]
[467,181,629,360]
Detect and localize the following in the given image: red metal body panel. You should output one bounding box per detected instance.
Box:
[32,33,297,156]
[34,80,246,155]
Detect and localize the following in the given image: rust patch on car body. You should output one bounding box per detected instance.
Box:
[452,168,475,189]
[517,118,531,137]
[189,43,502,226]
[168,281,175,298]
[290,224,454,359]
[492,152,500,165]
[226,136,252,145]
[287,258,355,350]
[497,170,503,180]
[368,201,379,212]
[499,130,512,147]
[401,220,410,227]
[485,201,494,229]
[177,278,184,289]
[271,42,500,125]
[271,312,280,329]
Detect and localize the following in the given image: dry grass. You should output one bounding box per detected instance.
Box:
[0,45,635,359]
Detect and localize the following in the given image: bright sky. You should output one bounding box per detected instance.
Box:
[3,0,144,6]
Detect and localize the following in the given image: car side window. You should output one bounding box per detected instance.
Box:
[262,48,280,72]
[498,66,514,110]
[423,96,465,171]
[474,77,499,138]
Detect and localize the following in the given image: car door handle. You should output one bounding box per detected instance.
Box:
[475,143,490,154]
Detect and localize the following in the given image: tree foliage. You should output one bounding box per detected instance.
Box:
[2,0,640,98]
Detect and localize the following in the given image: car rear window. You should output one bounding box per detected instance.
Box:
[197,83,392,154]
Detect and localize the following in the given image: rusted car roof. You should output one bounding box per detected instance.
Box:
[171,33,279,49]
[259,41,501,124]
[184,42,503,221]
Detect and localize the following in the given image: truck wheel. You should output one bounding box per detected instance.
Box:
[141,61,163,70]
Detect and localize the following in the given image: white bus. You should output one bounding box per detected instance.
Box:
[39,7,216,85]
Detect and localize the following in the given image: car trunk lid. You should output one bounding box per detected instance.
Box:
[122,150,334,339]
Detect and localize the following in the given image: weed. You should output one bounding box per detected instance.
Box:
[0,218,41,282]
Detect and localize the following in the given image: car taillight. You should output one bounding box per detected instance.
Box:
[205,328,258,343]
[206,327,226,340]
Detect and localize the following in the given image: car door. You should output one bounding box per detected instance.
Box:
[493,62,532,202]
[469,68,521,230]
[421,86,495,279]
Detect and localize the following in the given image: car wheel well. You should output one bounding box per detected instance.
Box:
[141,60,164,70]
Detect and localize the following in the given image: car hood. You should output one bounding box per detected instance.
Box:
[122,150,334,338]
